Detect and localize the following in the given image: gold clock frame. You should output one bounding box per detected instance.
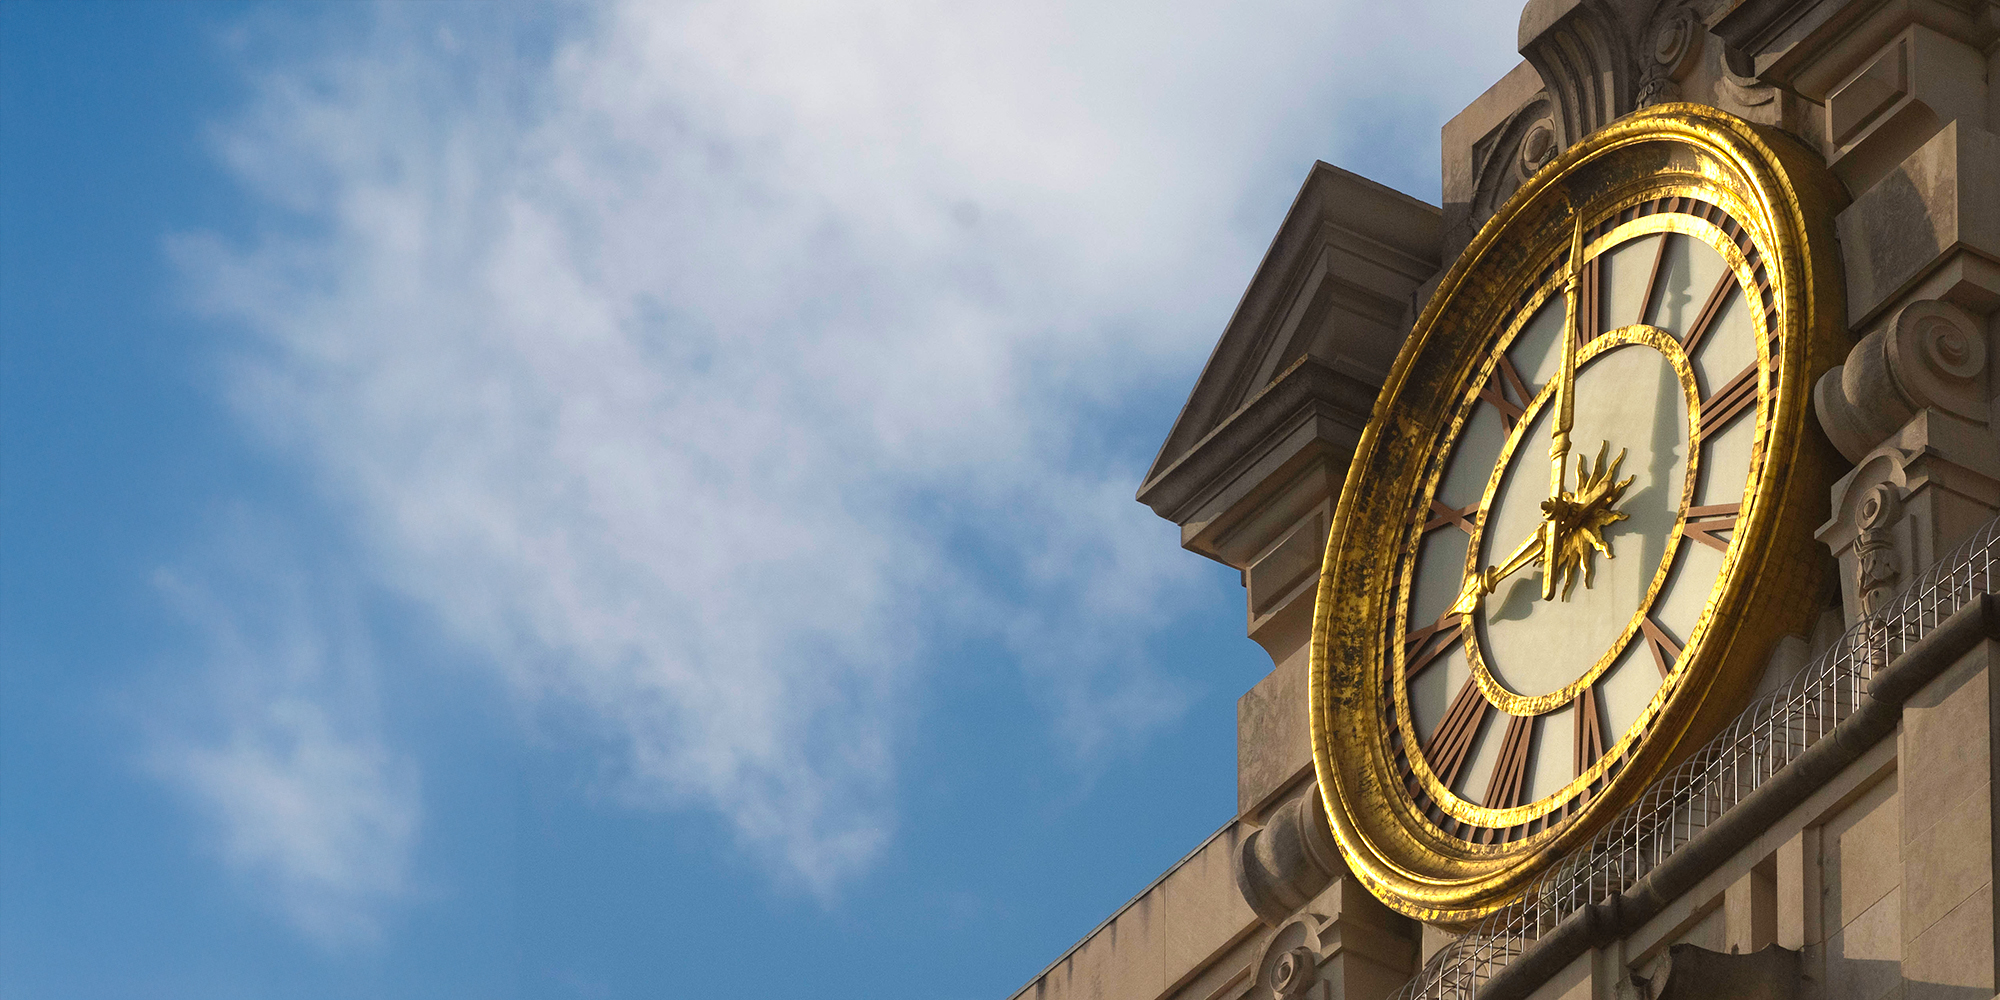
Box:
[1308,105,1848,923]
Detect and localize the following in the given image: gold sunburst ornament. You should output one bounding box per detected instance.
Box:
[1542,442,1635,599]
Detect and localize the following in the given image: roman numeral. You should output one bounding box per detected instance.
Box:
[1404,611,1466,680]
[1640,615,1683,678]
[1482,714,1535,812]
[1573,685,1606,778]
[1425,500,1478,535]
[1478,352,1535,430]
[1583,257,1602,337]
[1679,269,1739,357]
[1698,361,1761,442]
[1638,232,1673,328]
[1423,675,1491,792]
[1684,503,1740,552]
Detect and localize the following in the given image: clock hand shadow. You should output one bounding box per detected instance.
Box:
[1488,574,1541,622]
[1618,480,1672,573]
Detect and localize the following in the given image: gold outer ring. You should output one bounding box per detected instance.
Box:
[1308,104,1849,923]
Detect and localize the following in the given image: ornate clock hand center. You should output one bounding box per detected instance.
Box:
[1449,441,1634,615]
[1539,441,1635,600]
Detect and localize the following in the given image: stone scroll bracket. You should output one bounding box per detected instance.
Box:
[1817,298,1991,460]
[1237,792,1419,1000]
[1514,0,1722,149]
[1817,298,2000,626]
[1518,0,1642,148]
[1235,790,1348,927]
[1454,0,1752,255]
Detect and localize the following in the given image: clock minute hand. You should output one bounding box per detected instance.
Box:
[1543,207,1587,601]
[1450,529,1545,615]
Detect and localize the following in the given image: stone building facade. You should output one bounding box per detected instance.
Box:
[1009,2,2000,999]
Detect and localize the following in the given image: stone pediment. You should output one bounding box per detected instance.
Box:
[1137,163,1440,568]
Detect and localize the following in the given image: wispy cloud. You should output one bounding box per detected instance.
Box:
[147,531,419,948]
[168,0,1521,903]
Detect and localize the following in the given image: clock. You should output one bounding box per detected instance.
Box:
[1309,105,1847,923]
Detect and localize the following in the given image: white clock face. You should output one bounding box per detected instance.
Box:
[1393,206,1769,841]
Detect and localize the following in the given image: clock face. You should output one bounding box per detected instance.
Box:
[1310,105,1846,922]
[1398,206,1763,841]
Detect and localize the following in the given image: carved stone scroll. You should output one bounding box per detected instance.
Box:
[1814,298,1988,463]
[1637,4,1704,107]
[1518,0,1641,145]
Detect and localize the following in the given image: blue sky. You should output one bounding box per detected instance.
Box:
[0,3,1518,997]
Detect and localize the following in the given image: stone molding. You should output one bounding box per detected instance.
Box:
[1137,356,1374,562]
[1711,0,1999,103]
[1835,121,2000,326]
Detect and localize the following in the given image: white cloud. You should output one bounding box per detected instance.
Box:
[174,0,1521,895]
[148,545,419,948]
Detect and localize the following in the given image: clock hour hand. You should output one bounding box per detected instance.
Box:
[1450,528,1547,615]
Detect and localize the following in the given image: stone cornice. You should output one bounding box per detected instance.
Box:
[1135,356,1374,535]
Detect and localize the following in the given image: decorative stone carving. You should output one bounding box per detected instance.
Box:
[1516,0,1729,141]
[1270,946,1320,999]
[1518,117,1560,174]
[1253,920,1329,1000]
[1235,790,1348,926]
[1469,95,1560,231]
[1637,4,1703,107]
[1816,296,2000,626]
[1852,482,1904,617]
[1244,877,1417,1000]
[1814,298,1988,463]
[1518,0,1638,145]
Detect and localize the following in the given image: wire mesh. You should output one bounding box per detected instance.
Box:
[1391,515,2000,1000]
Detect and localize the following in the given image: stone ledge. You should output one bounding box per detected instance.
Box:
[1007,818,1259,1000]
